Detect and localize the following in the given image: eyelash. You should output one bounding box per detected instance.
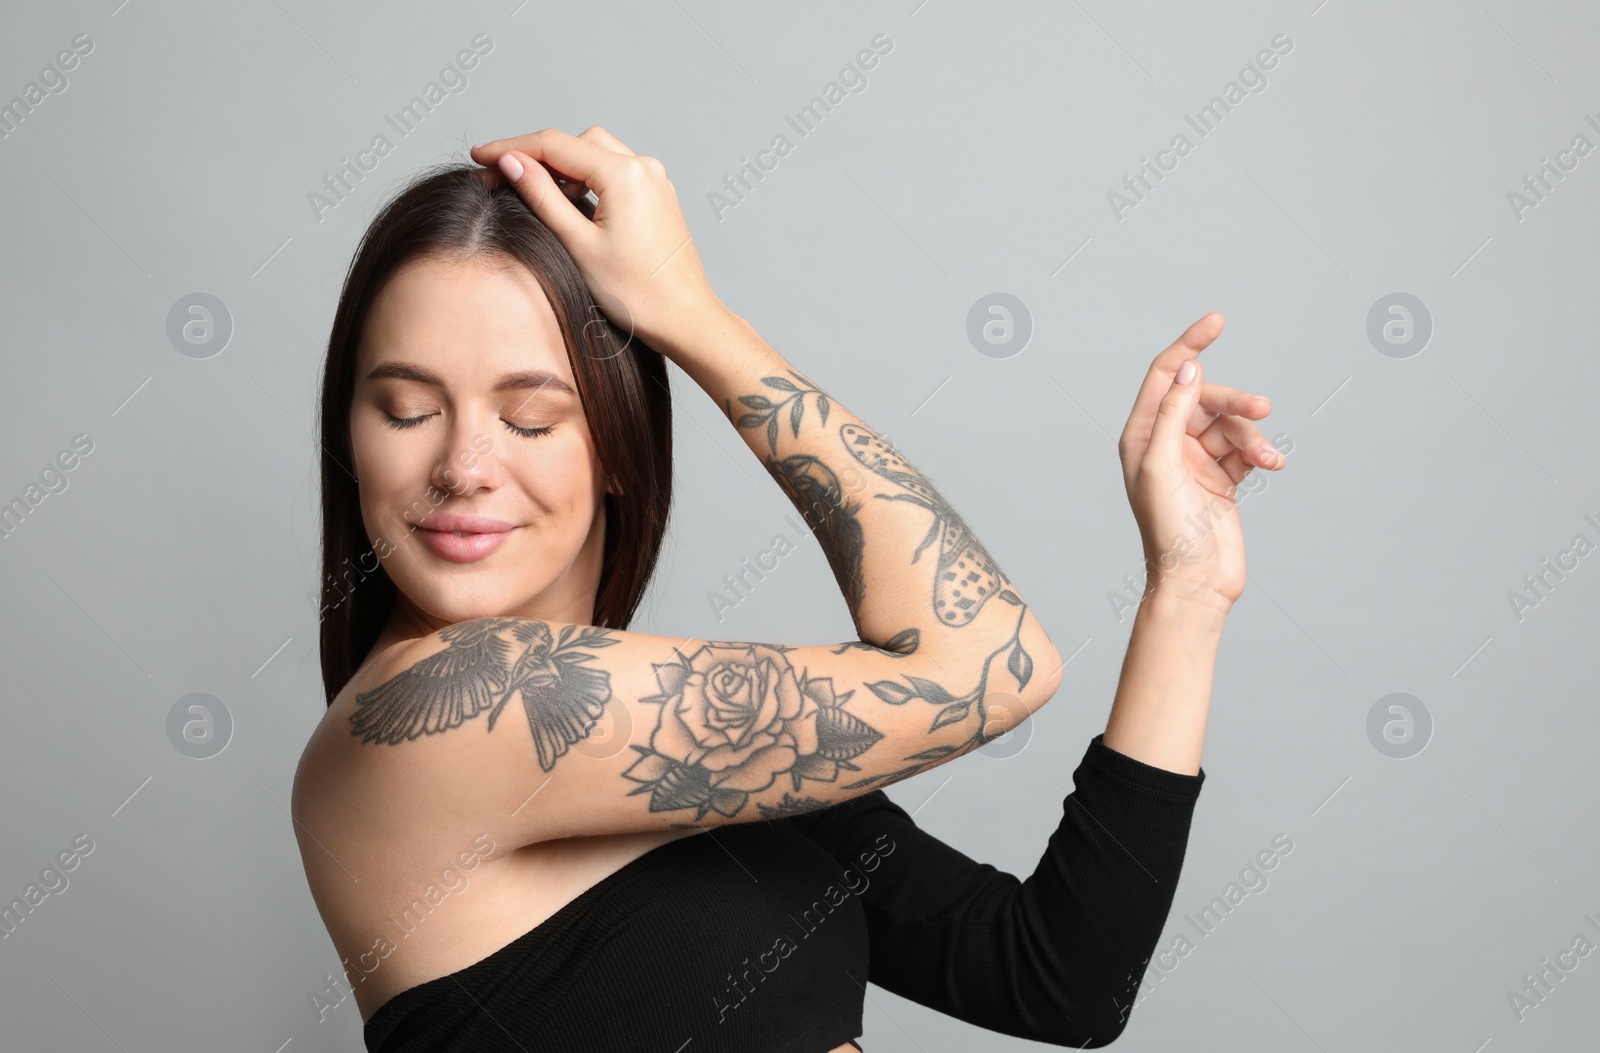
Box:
[381,413,554,439]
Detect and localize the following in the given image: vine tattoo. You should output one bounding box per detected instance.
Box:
[843,618,1036,791]
[725,368,831,457]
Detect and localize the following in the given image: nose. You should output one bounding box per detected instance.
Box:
[431,415,497,497]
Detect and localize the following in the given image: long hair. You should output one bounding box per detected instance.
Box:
[314,162,673,706]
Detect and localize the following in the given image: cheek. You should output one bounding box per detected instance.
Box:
[351,425,438,533]
[351,422,401,492]
[517,436,602,512]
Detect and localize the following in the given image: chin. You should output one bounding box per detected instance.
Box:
[409,587,528,627]
[387,558,529,621]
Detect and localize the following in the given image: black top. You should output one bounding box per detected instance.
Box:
[363,733,1205,1051]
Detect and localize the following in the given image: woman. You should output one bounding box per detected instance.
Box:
[291,126,1282,1052]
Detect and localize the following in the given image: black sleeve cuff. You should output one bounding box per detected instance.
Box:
[1082,732,1206,802]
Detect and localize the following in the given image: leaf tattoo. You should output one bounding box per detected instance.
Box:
[729,370,831,456]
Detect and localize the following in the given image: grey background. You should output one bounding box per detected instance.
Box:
[1,0,1596,1050]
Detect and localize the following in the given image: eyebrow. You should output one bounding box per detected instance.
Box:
[365,361,577,397]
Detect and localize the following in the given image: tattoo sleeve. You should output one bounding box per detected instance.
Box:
[348,615,1050,832]
[343,318,1065,835]
[712,318,1056,690]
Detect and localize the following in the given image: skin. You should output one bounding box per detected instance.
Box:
[468,127,1285,776]
[295,127,1284,1046]
[350,252,619,652]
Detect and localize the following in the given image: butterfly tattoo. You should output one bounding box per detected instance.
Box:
[840,423,1018,627]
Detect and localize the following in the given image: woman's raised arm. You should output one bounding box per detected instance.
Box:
[317,129,1066,846]
[471,126,1055,681]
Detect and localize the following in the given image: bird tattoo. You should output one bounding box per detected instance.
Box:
[348,617,618,772]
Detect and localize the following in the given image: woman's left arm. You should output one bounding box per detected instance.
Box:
[1104,310,1283,774]
[787,314,1279,1043]
[1101,588,1227,776]
[785,729,1204,1047]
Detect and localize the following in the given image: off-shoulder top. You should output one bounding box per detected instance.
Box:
[363,733,1206,1051]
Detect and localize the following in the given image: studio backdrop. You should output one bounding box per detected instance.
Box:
[1,1,1597,1050]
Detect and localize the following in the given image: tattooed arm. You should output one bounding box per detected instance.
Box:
[340,309,1065,845]
[350,129,1065,845]
[341,612,1061,845]
[665,310,1059,668]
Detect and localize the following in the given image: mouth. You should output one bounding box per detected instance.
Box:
[416,513,513,533]
[414,513,516,563]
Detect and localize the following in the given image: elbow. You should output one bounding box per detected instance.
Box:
[1025,614,1066,711]
[1024,643,1065,716]
[1078,1013,1131,1049]
[1040,1012,1129,1049]
[982,648,1062,757]
[1038,652,1065,707]
[1032,978,1139,1048]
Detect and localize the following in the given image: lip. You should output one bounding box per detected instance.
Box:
[413,513,516,563]
[416,513,514,534]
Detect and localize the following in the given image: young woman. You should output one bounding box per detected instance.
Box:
[291,126,1283,1052]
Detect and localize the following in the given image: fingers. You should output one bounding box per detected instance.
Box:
[1121,312,1225,453]
[1215,448,1257,486]
[468,146,569,197]
[1149,311,1224,392]
[1193,381,1269,426]
[1184,380,1268,456]
[544,127,637,206]
[1194,411,1285,469]
[471,128,629,193]
[560,127,634,203]
[550,127,636,204]
[578,125,637,156]
[492,148,593,245]
[1145,356,1206,476]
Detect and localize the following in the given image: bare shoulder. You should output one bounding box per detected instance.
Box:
[292,635,468,843]
[313,614,1059,851]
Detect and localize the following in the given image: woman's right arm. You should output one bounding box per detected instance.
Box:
[475,126,1060,682]
[352,132,1279,849]
[339,306,1067,844]
[340,129,1064,845]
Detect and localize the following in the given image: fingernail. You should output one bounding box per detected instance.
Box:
[1176,360,1196,385]
[498,153,524,181]
[471,141,487,151]
[1259,443,1279,463]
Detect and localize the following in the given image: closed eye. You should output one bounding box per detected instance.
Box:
[381,413,552,439]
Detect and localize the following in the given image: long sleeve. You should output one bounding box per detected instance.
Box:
[782,733,1205,1048]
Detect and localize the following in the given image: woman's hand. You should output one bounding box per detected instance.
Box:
[1117,312,1284,613]
[469,127,724,356]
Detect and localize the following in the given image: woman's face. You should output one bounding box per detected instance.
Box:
[350,253,611,631]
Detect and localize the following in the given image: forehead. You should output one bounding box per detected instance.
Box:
[356,254,572,385]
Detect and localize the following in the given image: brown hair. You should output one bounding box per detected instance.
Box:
[314,161,674,706]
